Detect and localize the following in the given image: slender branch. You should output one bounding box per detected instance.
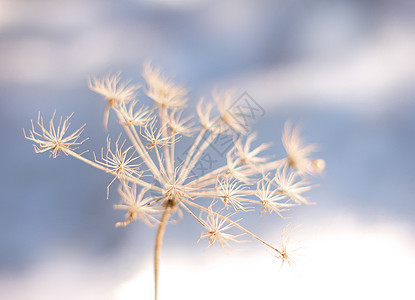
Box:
[179,130,218,184]
[131,124,163,178]
[66,149,163,193]
[179,201,206,227]
[182,198,282,255]
[170,134,176,175]
[160,107,172,176]
[154,146,167,177]
[177,128,206,183]
[154,205,171,300]
[115,110,163,180]
[186,165,228,187]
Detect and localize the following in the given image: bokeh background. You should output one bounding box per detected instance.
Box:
[1,0,415,299]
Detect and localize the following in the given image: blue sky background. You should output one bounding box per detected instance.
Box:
[1,0,415,299]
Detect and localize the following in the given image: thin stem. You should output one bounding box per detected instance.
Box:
[179,130,218,184]
[187,165,228,187]
[154,146,167,177]
[260,158,285,172]
[160,107,172,176]
[154,205,171,300]
[177,128,206,183]
[131,124,162,177]
[66,149,163,193]
[170,134,176,175]
[115,110,162,180]
[182,198,282,255]
[179,201,206,228]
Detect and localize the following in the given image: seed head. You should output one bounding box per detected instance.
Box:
[24,111,87,158]
[94,136,142,198]
[282,121,317,175]
[198,203,245,249]
[89,73,139,129]
[216,177,248,211]
[143,62,187,110]
[274,166,313,205]
[116,101,153,127]
[234,133,270,167]
[214,90,248,135]
[256,175,295,217]
[114,182,159,227]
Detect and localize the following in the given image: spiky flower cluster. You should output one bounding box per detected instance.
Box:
[25,64,324,300]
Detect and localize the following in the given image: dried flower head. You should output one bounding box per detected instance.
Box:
[234,133,270,167]
[23,111,87,158]
[89,73,139,129]
[167,110,194,137]
[214,90,248,134]
[198,203,245,249]
[94,135,142,198]
[143,62,187,109]
[197,99,219,133]
[115,183,159,227]
[116,101,153,127]
[274,166,313,205]
[282,121,326,175]
[224,151,252,184]
[215,177,248,211]
[25,64,324,300]
[256,175,295,217]
[274,225,301,269]
[141,119,172,150]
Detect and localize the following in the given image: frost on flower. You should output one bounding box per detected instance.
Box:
[25,64,325,300]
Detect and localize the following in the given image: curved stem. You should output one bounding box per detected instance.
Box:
[154,205,171,300]
[66,149,163,193]
[115,110,163,180]
[182,198,282,255]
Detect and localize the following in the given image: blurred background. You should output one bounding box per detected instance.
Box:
[1,0,415,299]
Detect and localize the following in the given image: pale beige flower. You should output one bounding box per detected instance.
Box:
[167,110,194,137]
[143,62,187,109]
[160,167,193,202]
[282,121,319,175]
[116,101,153,127]
[141,119,172,150]
[215,177,248,211]
[198,203,244,249]
[234,133,270,167]
[197,99,219,132]
[89,73,139,129]
[274,166,313,205]
[213,90,248,135]
[114,183,159,227]
[23,111,86,158]
[94,136,142,198]
[223,151,252,184]
[256,175,295,217]
[274,225,300,269]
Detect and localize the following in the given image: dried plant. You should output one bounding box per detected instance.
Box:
[24,64,324,300]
